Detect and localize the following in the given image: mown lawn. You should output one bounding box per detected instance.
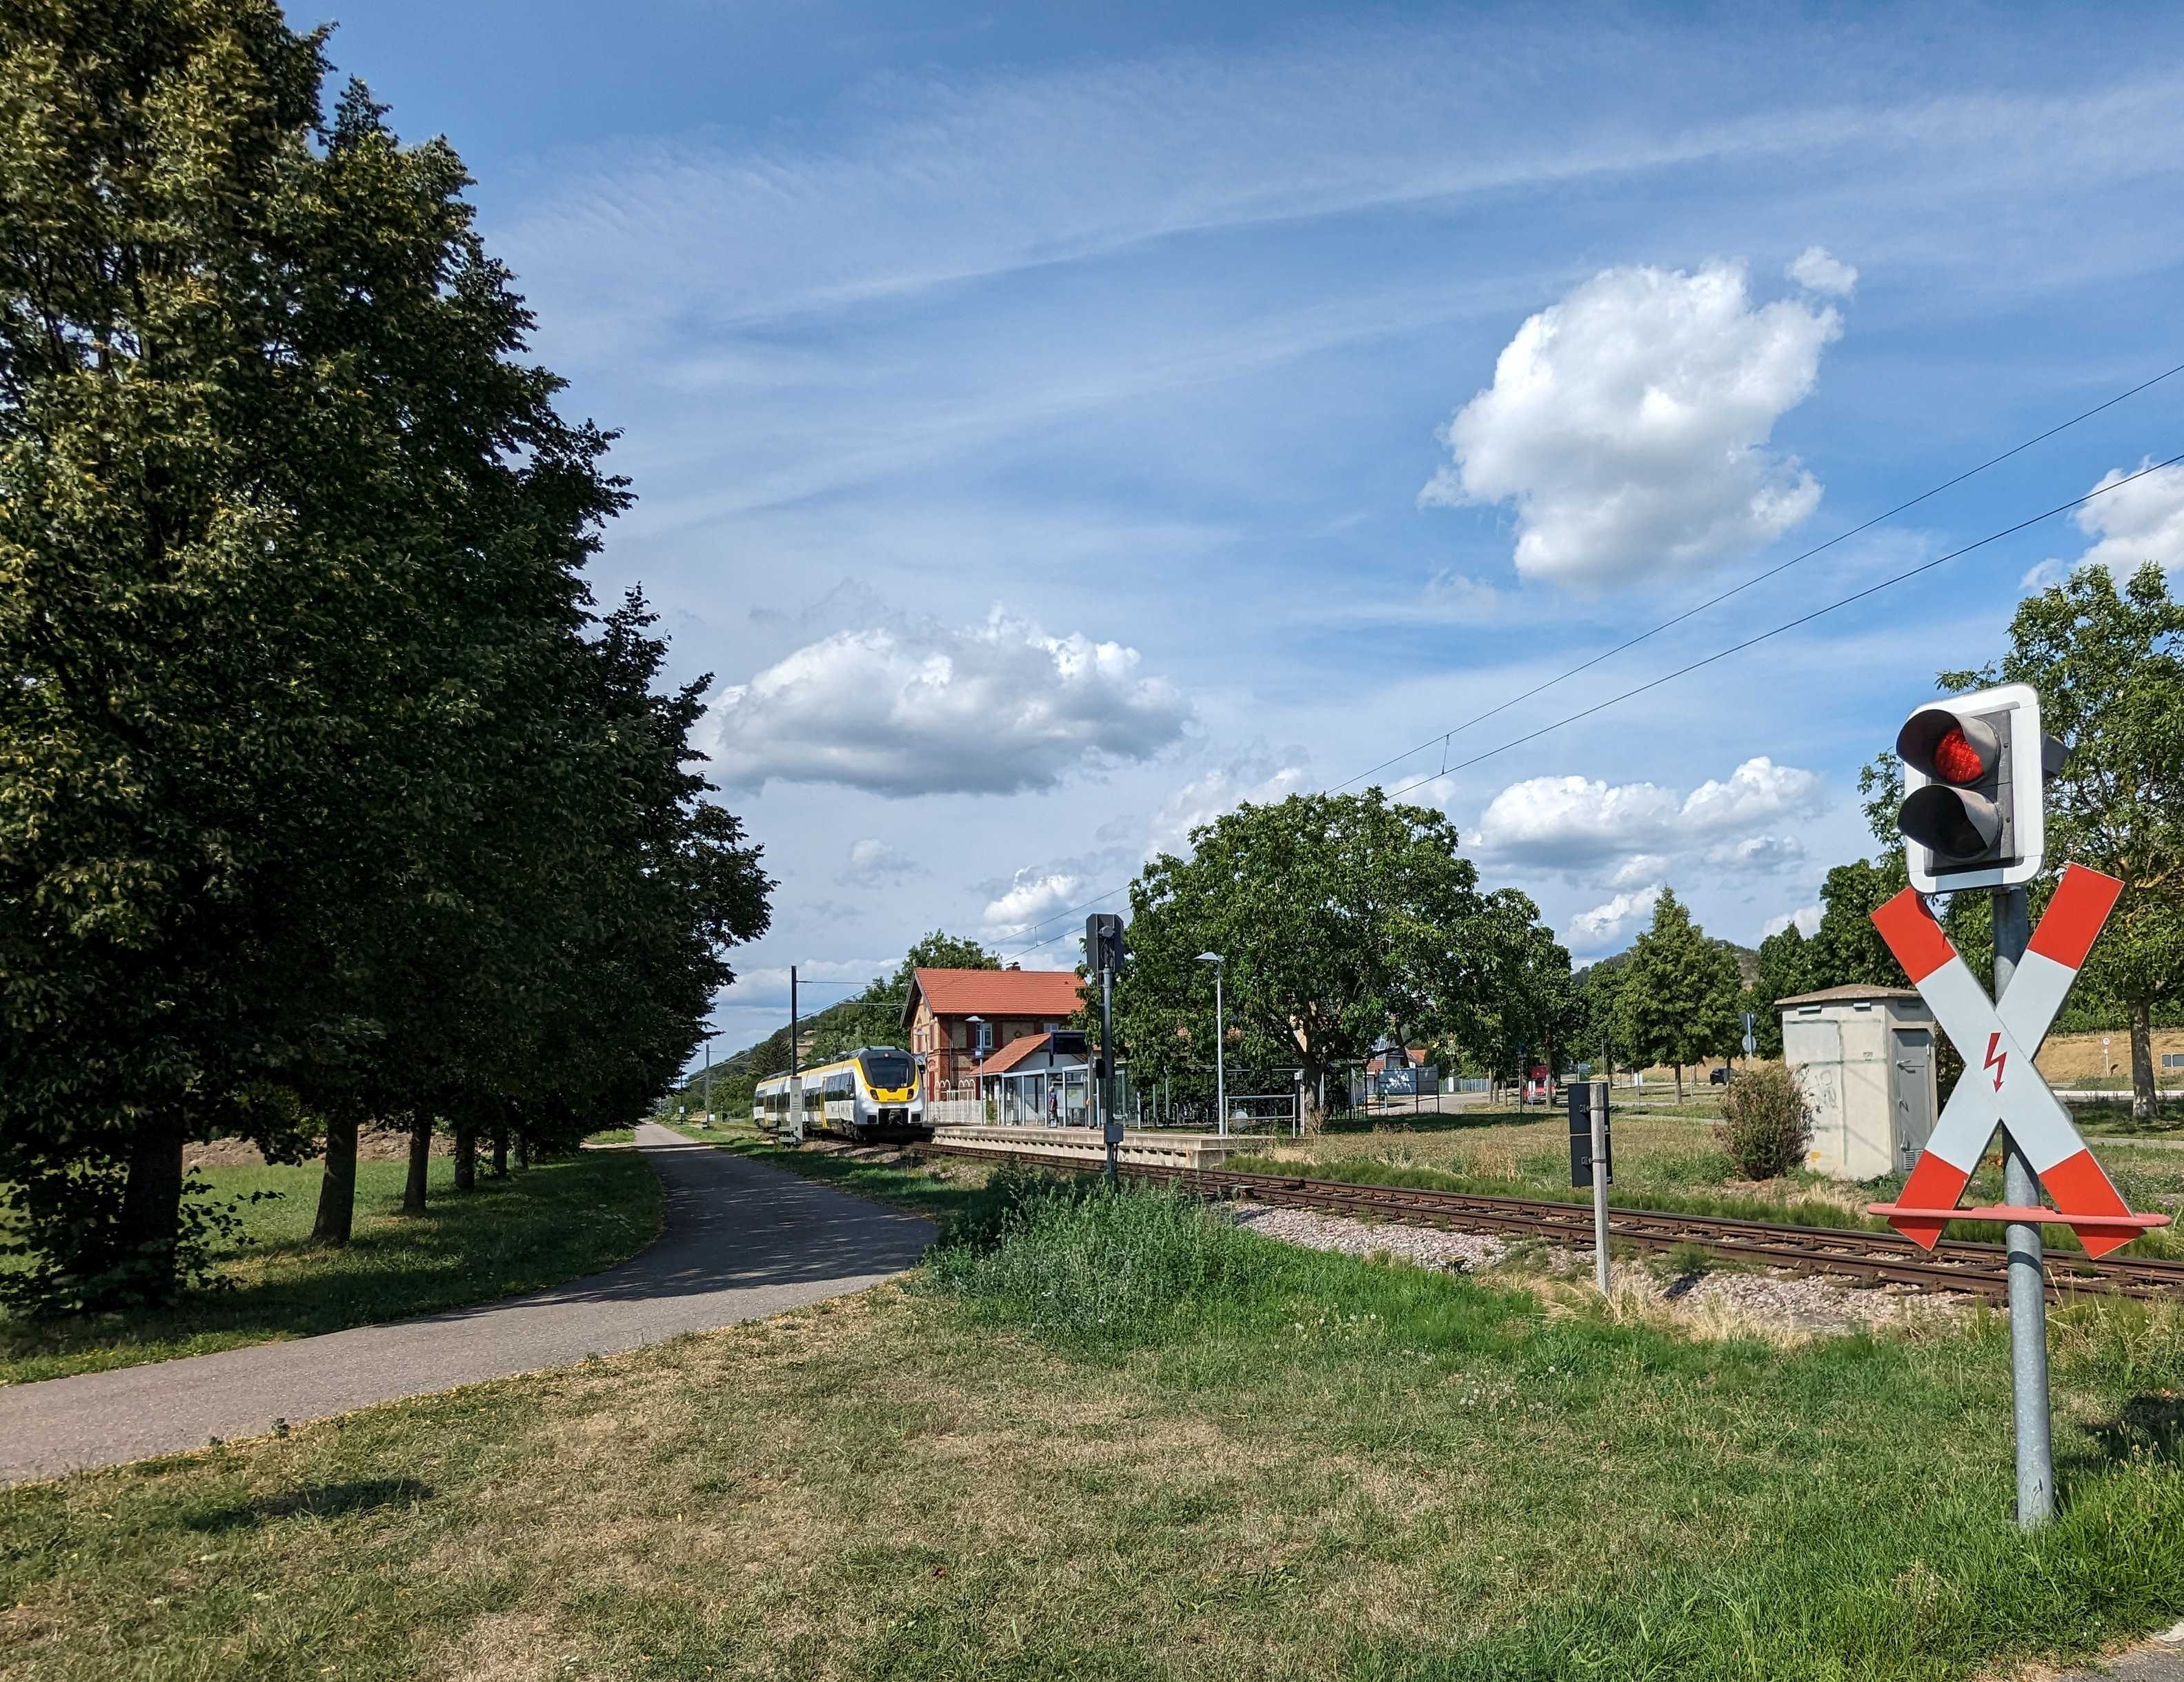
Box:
[3,1176,2181,1681]
[0,1149,662,1385]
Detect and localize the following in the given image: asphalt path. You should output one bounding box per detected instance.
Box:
[0,1124,933,1485]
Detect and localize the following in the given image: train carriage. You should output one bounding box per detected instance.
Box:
[754,1045,926,1142]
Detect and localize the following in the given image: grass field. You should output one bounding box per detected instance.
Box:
[1236,1106,2184,1260]
[0,1150,662,1385]
[5,1173,2181,1681]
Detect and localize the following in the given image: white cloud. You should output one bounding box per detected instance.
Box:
[718,958,892,1011]
[981,869,1086,938]
[1422,259,1840,586]
[1566,885,1662,953]
[1678,758,1826,833]
[840,838,922,887]
[1148,749,1309,857]
[1786,245,1858,295]
[708,610,1192,796]
[2022,457,2184,590]
[1762,904,1823,940]
[1705,835,1805,870]
[1470,756,1823,874]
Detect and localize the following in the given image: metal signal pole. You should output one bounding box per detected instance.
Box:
[1994,885,2056,1528]
[1100,962,1120,1187]
[789,965,803,1145]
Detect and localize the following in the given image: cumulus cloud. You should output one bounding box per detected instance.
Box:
[1786,245,1858,295]
[1705,835,1805,870]
[1470,756,1823,875]
[1566,885,1662,953]
[1762,904,1823,940]
[839,837,922,887]
[708,610,1192,795]
[2022,457,2184,591]
[1148,748,1309,856]
[980,868,1086,938]
[1421,259,1840,586]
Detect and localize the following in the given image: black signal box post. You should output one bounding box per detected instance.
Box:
[1567,1080,1611,1189]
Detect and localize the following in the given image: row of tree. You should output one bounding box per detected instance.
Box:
[0,6,771,1309]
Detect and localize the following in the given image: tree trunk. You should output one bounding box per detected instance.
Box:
[453,1122,477,1193]
[312,1109,359,1245]
[403,1113,431,1213]
[515,1130,530,1171]
[2130,997,2157,1123]
[116,1118,188,1301]
[1674,1064,1685,1105]
[490,1123,509,1178]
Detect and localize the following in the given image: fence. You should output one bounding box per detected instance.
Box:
[1220,1092,1303,1137]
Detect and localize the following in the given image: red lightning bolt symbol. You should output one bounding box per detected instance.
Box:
[1984,1031,2007,1092]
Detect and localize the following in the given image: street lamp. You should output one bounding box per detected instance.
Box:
[697,1029,720,1128]
[965,1015,987,1122]
[1196,953,1226,1136]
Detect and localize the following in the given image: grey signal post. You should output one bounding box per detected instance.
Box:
[1197,952,1225,1136]
[1894,687,2060,1529]
[1087,914,1128,1185]
[1994,888,2056,1527]
[788,966,803,1144]
[1567,1081,1611,1294]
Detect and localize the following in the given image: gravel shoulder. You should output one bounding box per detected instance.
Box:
[1226,1200,1975,1339]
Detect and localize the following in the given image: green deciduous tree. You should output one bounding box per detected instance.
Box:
[1611,888,1743,1102]
[1747,922,1820,1057]
[1942,562,2184,1120]
[1111,791,1533,1122]
[0,5,770,1305]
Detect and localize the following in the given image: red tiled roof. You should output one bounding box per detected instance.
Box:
[911,967,1084,1020]
[977,1032,1055,1077]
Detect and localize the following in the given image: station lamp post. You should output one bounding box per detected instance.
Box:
[965,1015,988,1119]
[1196,953,1226,1136]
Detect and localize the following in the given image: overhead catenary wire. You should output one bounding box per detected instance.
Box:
[1328,358,2184,796]
[988,374,2184,964]
[993,445,2184,964]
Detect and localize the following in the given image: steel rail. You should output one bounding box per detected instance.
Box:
[916,1142,2184,1303]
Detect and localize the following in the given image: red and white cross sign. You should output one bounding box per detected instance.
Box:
[1867,864,2166,1259]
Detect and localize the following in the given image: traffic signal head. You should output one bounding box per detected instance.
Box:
[1894,682,2052,892]
[1084,912,1127,973]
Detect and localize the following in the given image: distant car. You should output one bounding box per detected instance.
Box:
[1708,1067,1740,1085]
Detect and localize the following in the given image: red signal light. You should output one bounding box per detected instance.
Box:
[1929,726,1985,784]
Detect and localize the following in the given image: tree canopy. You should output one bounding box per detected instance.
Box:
[1611,888,1743,1100]
[1110,791,1569,1117]
[0,3,769,1307]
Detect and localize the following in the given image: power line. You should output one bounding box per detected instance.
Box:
[997,446,2184,963]
[1371,449,2184,802]
[1329,359,2184,795]
[990,362,2184,962]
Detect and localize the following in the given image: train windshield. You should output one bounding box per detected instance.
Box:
[858,1050,914,1091]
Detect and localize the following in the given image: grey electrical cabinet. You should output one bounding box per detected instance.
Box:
[1778,985,1940,1180]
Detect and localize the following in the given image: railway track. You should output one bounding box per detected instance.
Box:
[917,1142,2184,1303]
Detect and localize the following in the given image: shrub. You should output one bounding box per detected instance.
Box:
[1714,1063,1812,1180]
[926,1169,1254,1352]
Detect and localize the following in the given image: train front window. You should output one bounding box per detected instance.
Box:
[859,1051,913,1091]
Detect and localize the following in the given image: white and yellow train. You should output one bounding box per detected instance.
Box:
[754,1045,926,1142]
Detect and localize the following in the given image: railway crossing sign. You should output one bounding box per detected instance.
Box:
[1865,863,2169,1258]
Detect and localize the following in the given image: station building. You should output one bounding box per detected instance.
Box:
[902,966,1086,1102]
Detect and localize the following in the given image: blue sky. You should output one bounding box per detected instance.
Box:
[326,2,2184,1056]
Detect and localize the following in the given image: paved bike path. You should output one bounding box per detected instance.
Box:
[0,1125,933,1485]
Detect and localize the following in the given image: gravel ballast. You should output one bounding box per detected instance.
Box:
[1224,1200,1974,1337]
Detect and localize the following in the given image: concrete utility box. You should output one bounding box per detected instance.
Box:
[1778,985,1940,1180]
